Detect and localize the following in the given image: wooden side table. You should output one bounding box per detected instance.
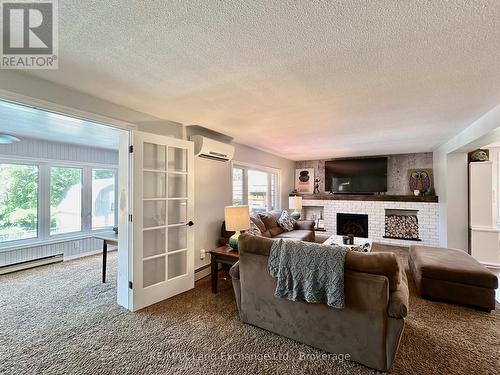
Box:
[209,245,239,293]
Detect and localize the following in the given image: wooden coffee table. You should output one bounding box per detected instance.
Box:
[209,245,239,293]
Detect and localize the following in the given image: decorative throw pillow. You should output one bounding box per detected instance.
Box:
[350,243,371,253]
[278,210,296,232]
[245,220,262,236]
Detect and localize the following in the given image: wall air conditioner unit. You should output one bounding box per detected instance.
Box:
[190,135,234,162]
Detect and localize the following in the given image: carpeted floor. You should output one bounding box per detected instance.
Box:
[0,245,498,375]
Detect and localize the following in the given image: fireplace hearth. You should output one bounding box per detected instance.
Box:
[337,213,368,238]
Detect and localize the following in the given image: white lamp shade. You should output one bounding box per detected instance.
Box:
[224,205,251,231]
[289,196,303,210]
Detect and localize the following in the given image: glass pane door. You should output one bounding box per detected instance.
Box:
[133,131,194,311]
[166,146,188,280]
[142,144,189,287]
[142,142,168,288]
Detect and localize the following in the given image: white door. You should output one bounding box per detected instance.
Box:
[131,131,194,311]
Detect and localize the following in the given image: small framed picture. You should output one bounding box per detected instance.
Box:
[295,168,314,194]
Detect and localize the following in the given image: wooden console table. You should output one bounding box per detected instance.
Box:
[209,245,239,294]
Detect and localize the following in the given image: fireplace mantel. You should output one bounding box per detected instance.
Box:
[300,194,438,203]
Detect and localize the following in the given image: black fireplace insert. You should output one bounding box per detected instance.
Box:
[337,213,369,238]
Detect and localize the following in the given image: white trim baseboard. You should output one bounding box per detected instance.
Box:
[0,254,63,275]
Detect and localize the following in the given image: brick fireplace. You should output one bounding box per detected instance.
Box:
[302,195,439,246]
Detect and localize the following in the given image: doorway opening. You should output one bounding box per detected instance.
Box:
[0,99,131,308]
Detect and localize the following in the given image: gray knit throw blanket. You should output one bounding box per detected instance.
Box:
[268,239,348,309]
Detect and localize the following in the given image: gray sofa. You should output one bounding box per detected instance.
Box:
[230,234,409,371]
[220,209,315,245]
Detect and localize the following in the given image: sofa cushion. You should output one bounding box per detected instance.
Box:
[409,245,498,289]
[250,214,266,233]
[260,230,272,238]
[278,210,296,232]
[259,211,280,230]
[245,220,262,236]
[274,230,314,242]
[269,226,284,237]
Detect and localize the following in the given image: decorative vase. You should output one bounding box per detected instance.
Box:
[291,210,301,220]
[228,231,241,250]
[414,190,420,196]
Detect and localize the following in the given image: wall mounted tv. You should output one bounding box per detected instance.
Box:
[325,157,388,194]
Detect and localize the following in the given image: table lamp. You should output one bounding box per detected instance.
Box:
[289,195,303,220]
[224,205,251,250]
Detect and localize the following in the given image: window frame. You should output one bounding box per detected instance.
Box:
[0,156,117,251]
[49,165,84,237]
[91,168,118,231]
[231,161,281,212]
[0,161,40,245]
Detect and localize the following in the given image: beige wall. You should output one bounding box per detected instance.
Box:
[186,127,295,270]
[445,153,469,250]
[434,104,500,249]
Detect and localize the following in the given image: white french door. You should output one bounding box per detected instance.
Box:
[131,131,194,311]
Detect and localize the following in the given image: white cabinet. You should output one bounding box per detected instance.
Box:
[469,161,496,227]
[469,161,500,266]
[470,229,500,266]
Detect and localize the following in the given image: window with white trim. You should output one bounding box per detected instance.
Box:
[0,160,117,247]
[232,163,280,213]
[0,163,38,242]
[50,166,82,235]
[92,169,117,230]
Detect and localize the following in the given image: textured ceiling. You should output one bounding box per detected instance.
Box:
[27,1,500,160]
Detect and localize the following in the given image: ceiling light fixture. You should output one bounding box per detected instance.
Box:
[0,134,21,144]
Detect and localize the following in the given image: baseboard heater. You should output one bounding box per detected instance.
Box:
[0,254,63,275]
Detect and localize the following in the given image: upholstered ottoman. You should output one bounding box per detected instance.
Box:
[409,245,498,311]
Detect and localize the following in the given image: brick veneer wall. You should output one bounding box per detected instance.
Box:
[303,199,440,247]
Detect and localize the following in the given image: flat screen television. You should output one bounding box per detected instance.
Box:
[325,157,387,194]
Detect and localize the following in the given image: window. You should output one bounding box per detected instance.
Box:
[0,159,117,248]
[50,167,82,235]
[232,164,280,212]
[232,168,244,206]
[92,169,116,229]
[248,169,268,212]
[0,163,38,243]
